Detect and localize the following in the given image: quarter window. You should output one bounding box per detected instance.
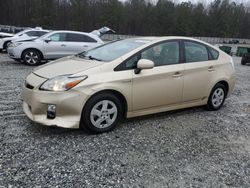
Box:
[208,47,219,60]
[184,41,209,62]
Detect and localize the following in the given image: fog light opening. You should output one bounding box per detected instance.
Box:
[47,104,56,119]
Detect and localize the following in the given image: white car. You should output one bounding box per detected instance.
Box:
[7,30,106,65]
[0,29,49,52]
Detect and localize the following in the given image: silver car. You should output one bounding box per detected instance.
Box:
[7,30,106,66]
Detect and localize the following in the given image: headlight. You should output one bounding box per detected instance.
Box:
[40,75,88,91]
[8,42,22,48]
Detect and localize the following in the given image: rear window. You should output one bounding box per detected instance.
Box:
[37,31,48,37]
[26,31,38,37]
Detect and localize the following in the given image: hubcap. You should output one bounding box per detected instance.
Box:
[212,88,224,108]
[25,52,38,64]
[90,100,118,129]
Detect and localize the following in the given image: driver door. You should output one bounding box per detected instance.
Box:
[131,41,184,111]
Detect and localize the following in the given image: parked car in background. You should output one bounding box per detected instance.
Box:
[7,30,108,65]
[241,50,250,65]
[0,28,49,52]
[22,37,235,133]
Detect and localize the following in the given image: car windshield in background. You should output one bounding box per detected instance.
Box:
[79,38,151,62]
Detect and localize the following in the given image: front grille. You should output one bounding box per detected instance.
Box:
[26,83,34,90]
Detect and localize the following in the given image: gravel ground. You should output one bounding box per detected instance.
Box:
[0,54,250,187]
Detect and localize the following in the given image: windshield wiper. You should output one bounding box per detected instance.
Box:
[76,54,102,61]
[87,56,102,61]
[76,53,86,58]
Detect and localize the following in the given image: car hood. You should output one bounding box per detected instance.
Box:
[33,56,104,79]
[12,36,37,43]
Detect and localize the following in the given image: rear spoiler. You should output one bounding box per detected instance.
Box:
[90,27,115,37]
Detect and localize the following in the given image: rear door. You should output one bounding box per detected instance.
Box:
[66,33,99,53]
[182,40,218,102]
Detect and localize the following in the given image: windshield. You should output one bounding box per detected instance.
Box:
[78,38,151,62]
[14,30,30,36]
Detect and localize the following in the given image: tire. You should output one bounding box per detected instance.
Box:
[241,60,246,65]
[22,49,42,66]
[206,83,227,111]
[3,41,11,51]
[80,93,123,133]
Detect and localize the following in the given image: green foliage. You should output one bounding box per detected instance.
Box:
[0,0,250,38]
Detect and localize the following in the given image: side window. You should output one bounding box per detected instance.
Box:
[83,35,97,43]
[208,47,219,60]
[125,41,179,69]
[49,33,67,42]
[25,31,38,37]
[184,41,209,62]
[67,33,97,43]
[141,41,179,66]
[67,33,82,42]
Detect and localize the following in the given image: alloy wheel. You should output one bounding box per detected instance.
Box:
[90,100,118,129]
[212,88,225,108]
[25,52,39,65]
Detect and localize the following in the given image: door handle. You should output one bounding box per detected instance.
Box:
[208,66,214,72]
[83,45,89,47]
[61,44,66,47]
[172,72,183,78]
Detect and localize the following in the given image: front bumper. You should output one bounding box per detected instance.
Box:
[22,74,89,129]
[7,47,22,59]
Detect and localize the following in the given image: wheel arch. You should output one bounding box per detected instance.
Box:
[83,89,128,118]
[211,80,229,97]
[3,40,11,49]
[21,48,44,60]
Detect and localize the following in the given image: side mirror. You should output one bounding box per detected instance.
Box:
[135,59,154,74]
[44,38,51,43]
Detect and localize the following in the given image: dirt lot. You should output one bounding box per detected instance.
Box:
[0,54,250,187]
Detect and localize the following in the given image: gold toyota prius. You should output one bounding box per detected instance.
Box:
[23,37,236,133]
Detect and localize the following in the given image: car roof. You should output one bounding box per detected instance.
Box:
[50,30,89,34]
[132,36,215,48]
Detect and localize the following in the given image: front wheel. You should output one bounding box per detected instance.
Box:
[80,93,123,133]
[3,41,11,51]
[22,49,42,66]
[206,83,227,111]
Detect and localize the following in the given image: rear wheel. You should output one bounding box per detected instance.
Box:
[22,49,42,66]
[241,60,246,65]
[206,83,227,111]
[80,93,123,133]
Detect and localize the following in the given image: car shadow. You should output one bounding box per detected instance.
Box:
[27,105,207,136]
